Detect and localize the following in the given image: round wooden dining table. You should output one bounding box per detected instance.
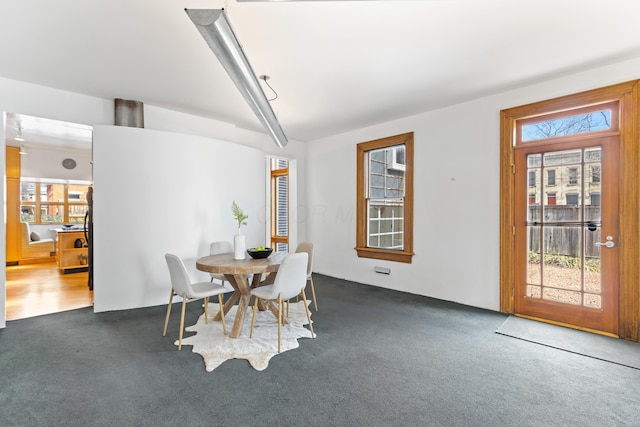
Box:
[195,251,287,338]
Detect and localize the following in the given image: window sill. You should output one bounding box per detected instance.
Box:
[355,247,414,264]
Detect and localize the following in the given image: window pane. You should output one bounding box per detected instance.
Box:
[41,204,64,223]
[527,154,541,218]
[522,109,611,141]
[527,225,541,286]
[544,150,582,167]
[21,205,36,223]
[367,201,404,250]
[275,175,288,237]
[542,149,583,212]
[68,184,89,203]
[21,182,36,202]
[68,205,87,223]
[368,146,405,199]
[41,183,65,202]
[271,158,288,171]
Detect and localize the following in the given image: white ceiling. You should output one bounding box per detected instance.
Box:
[2,0,640,148]
[5,113,93,152]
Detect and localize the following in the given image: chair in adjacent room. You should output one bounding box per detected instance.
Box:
[163,253,232,350]
[20,221,55,260]
[295,241,318,311]
[249,252,314,353]
[209,241,233,289]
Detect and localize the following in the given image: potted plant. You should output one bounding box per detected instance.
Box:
[78,253,88,265]
[232,201,248,260]
[232,201,248,234]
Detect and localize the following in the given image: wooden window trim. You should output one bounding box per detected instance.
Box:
[356,132,414,263]
[500,80,640,342]
[270,161,289,250]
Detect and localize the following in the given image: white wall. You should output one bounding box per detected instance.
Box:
[0,76,306,328]
[4,56,640,326]
[92,125,267,312]
[306,57,640,312]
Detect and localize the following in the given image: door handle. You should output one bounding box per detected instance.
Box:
[595,236,615,248]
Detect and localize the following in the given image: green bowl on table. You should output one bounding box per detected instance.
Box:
[247,247,273,259]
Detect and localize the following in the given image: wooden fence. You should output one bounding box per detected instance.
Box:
[528,205,601,258]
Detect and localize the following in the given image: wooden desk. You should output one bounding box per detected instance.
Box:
[196,251,287,338]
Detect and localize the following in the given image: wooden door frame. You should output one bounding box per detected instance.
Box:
[500,80,640,342]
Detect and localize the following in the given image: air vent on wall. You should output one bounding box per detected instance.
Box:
[114,98,144,128]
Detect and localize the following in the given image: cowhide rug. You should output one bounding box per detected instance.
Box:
[178,300,315,372]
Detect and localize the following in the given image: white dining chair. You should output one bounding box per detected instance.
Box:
[295,241,317,311]
[209,241,233,289]
[163,253,232,350]
[249,252,314,353]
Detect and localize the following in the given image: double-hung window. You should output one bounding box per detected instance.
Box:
[356,132,414,263]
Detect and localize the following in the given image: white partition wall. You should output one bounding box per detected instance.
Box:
[92,125,266,312]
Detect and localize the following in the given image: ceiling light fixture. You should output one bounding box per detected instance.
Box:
[185,8,288,148]
[15,126,24,142]
[19,145,27,155]
[259,75,279,102]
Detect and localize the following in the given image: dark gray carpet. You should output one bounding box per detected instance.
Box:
[1,274,640,427]
[496,315,640,370]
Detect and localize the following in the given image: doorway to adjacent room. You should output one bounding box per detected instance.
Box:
[4,113,93,320]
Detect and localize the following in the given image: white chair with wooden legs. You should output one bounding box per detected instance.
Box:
[209,241,233,289]
[295,241,318,311]
[249,252,314,353]
[163,253,232,350]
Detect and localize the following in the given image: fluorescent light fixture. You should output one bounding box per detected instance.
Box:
[185,9,288,148]
[19,145,27,155]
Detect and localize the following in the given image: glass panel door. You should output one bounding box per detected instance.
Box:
[515,137,619,335]
[525,148,602,308]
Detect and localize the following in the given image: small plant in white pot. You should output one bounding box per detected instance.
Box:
[232,201,248,234]
[232,201,248,260]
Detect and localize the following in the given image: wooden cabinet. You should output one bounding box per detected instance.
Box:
[6,147,21,264]
[56,230,88,273]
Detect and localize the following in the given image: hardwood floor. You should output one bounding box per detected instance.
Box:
[6,261,92,321]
